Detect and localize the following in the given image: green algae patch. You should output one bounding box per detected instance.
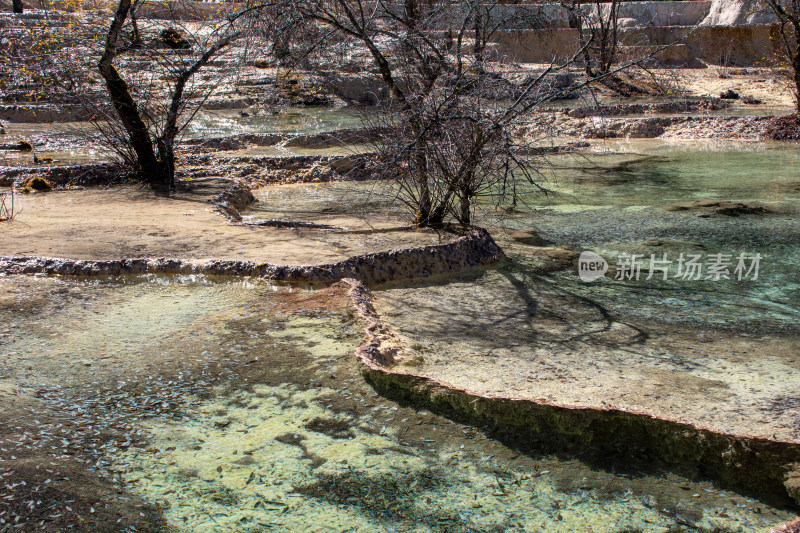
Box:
[116,380,786,532]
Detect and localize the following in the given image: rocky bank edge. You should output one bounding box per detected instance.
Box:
[0,225,503,285]
[0,179,504,282]
[340,278,800,509]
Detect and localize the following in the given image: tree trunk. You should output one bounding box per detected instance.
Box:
[130,9,143,48]
[794,43,800,112]
[99,0,172,192]
[413,155,433,225]
[101,67,158,169]
[12,0,23,14]
[155,139,175,193]
[404,0,418,26]
[457,194,471,225]
[364,40,406,103]
[100,63,172,191]
[574,12,596,77]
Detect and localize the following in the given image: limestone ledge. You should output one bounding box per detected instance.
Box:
[0,103,107,123]
[340,278,800,507]
[0,227,503,285]
[0,162,128,187]
[564,98,732,119]
[181,128,383,152]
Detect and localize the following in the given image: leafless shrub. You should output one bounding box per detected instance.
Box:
[0,186,18,222]
[563,0,621,77]
[254,0,584,226]
[760,0,800,110]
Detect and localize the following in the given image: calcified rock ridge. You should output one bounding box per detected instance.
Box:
[0,227,502,285]
[341,278,800,508]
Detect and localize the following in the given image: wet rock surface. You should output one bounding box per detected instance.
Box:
[565,98,732,118]
[208,182,255,221]
[177,153,376,187]
[181,127,378,152]
[523,111,779,140]
[0,162,129,187]
[0,177,503,285]
[767,114,800,141]
[0,104,107,123]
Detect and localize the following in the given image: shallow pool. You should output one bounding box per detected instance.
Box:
[369,140,800,443]
[0,275,792,531]
[498,140,800,334]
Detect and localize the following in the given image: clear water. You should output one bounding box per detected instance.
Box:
[248,181,409,228]
[242,182,450,253]
[492,141,800,334]
[0,275,792,532]
[367,140,800,441]
[248,141,800,334]
[3,102,788,168]
[217,142,374,158]
[0,148,113,167]
[0,121,114,167]
[0,107,370,166]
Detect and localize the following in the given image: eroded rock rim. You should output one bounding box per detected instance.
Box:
[339,278,800,508]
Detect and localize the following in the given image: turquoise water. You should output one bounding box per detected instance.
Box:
[242,142,800,332]
[247,142,800,333]
[493,141,800,334]
[365,141,800,445]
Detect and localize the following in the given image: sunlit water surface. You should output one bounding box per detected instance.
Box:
[237,141,800,440]
[504,140,800,333]
[249,141,800,333]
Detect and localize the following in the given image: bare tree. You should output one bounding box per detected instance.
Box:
[762,0,800,111]
[564,0,621,78]
[265,0,575,226]
[368,90,555,227]
[252,0,613,225]
[97,0,244,192]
